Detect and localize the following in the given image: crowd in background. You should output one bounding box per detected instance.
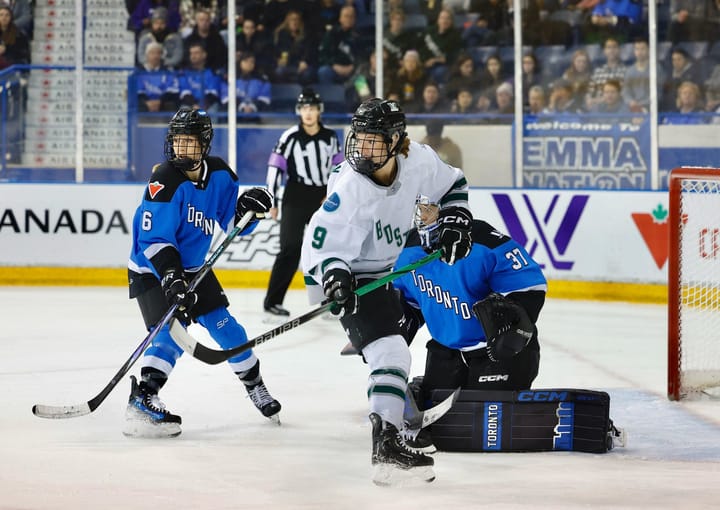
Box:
[2,0,720,124]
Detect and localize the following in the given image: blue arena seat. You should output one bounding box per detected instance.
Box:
[468,45,499,67]
[313,83,348,113]
[271,83,302,112]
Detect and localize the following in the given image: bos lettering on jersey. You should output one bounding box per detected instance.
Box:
[409,269,473,319]
[187,205,214,236]
[374,219,408,247]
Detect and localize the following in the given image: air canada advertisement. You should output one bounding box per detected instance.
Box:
[0,184,672,283]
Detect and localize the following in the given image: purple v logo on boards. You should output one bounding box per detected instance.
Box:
[492,194,589,271]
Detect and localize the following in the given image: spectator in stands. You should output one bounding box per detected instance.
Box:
[383,9,419,67]
[546,78,585,114]
[3,0,31,38]
[263,0,308,34]
[129,0,182,35]
[520,52,543,109]
[591,78,631,116]
[445,53,482,104]
[664,80,706,124]
[705,86,720,124]
[136,41,180,113]
[387,49,427,112]
[236,17,273,77]
[668,0,720,44]
[183,8,227,72]
[178,0,220,37]
[272,9,317,85]
[527,85,547,115]
[138,7,185,69]
[221,51,271,115]
[419,0,443,26]
[489,81,514,119]
[585,36,626,111]
[0,5,29,70]
[409,81,450,114]
[622,38,659,113]
[178,42,221,112]
[451,87,480,115]
[476,54,509,112]
[660,47,701,112]
[419,7,463,84]
[463,0,509,46]
[421,120,463,168]
[218,1,265,34]
[561,48,593,106]
[583,0,644,44]
[522,0,574,46]
[347,48,391,109]
[317,5,362,85]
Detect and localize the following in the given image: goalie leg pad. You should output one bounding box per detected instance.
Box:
[430,388,615,453]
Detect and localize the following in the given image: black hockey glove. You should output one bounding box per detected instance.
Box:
[236,187,273,222]
[472,293,534,362]
[437,206,472,265]
[322,268,358,317]
[161,269,198,324]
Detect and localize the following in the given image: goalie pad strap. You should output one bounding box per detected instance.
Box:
[430,388,613,453]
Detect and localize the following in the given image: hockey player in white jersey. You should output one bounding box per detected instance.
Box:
[301,98,473,485]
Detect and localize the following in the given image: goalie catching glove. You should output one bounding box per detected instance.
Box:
[161,269,198,324]
[437,206,472,265]
[236,187,273,223]
[472,293,534,362]
[322,268,359,317]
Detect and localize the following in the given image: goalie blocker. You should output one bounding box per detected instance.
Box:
[427,387,623,453]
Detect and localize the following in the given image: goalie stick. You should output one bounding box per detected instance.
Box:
[31,211,258,420]
[168,250,443,365]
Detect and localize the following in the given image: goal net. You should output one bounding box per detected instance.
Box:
[668,167,720,400]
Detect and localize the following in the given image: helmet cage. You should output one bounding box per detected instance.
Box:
[345,98,406,175]
[414,195,441,252]
[163,107,214,167]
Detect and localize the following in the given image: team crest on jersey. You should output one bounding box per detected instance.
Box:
[323,192,341,212]
[148,181,165,199]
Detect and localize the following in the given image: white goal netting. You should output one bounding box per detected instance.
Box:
[675,177,720,399]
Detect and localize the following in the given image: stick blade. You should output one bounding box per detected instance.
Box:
[420,387,461,428]
[32,402,92,419]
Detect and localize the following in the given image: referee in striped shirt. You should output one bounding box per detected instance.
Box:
[263,88,344,319]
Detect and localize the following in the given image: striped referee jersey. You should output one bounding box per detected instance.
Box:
[266,123,344,205]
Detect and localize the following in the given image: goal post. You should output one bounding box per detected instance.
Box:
[668,167,720,400]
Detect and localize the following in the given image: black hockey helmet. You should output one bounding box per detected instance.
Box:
[345,98,407,175]
[164,106,213,170]
[296,87,323,114]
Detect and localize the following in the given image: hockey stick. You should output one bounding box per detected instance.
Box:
[32,211,258,419]
[169,250,443,365]
[404,387,460,431]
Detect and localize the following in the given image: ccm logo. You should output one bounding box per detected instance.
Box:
[518,391,569,402]
[478,374,509,383]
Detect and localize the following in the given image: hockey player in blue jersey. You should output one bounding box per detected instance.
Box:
[393,195,547,451]
[124,106,281,437]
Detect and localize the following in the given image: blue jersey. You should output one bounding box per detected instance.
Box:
[393,220,547,351]
[128,156,249,277]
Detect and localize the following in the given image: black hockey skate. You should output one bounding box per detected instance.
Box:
[123,375,181,438]
[370,413,435,486]
[263,304,290,324]
[245,380,282,424]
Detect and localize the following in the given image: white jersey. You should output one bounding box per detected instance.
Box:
[301,140,469,299]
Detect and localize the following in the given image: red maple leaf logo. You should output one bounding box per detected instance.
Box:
[631,204,669,269]
[148,181,165,199]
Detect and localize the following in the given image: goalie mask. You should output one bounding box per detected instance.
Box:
[345,98,406,175]
[164,107,214,172]
[414,195,441,252]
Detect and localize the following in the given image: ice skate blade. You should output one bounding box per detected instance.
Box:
[372,464,435,487]
[122,418,181,438]
[267,414,281,426]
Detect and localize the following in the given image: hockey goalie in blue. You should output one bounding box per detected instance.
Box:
[393,195,547,450]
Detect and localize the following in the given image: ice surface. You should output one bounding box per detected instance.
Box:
[2,288,720,509]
